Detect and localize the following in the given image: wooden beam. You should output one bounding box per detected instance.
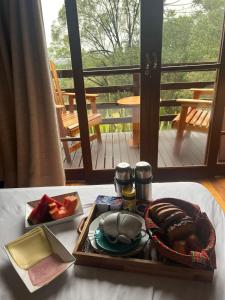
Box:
[58,68,140,77]
[161,63,220,72]
[65,0,93,173]
[160,114,177,121]
[57,62,219,78]
[63,81,214,95]
[207,8,225,168]
[64,100,182,111]
[101,115,177,124]
[161,81,214,90]
[154,166,211,181]
[65,167,212,183]
[133,73,140,95]
[102,117,132,124]
[140,0,163,170]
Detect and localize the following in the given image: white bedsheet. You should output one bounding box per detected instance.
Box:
[0,182,224,300]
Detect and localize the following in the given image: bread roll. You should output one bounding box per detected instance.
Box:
[158,207,183,222]
[172,240,187,254]
[167,218,196,243]
[186,234,202,252]
[155,204,177,213]
[150,202,180,220]
[150,202,170,214]
[160,210,186,229]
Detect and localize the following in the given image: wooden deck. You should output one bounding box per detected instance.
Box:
[63,129,207,169]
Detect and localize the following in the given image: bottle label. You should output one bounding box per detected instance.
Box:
[123,199,136,212]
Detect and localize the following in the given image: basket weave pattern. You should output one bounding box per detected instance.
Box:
[145,198,216,269]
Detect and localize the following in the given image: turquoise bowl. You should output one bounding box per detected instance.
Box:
[94,229,140,254]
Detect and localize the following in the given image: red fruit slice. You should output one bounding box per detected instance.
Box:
[42,194,55,204]
[43,194,63,208]
[55,207,68,219]
[27,194,72,224]
[48,202,57,210]
[50,207,69,220]
[49,206,59,218]
[63,196,77,213]
[49,197,77,220]
[28,194,51,225]
[52,199,63,208]
[40,194,61,208]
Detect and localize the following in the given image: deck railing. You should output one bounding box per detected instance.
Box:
[57,62,216,125]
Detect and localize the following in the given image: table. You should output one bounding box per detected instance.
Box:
[0,182,225,300]
[117,96,140,147]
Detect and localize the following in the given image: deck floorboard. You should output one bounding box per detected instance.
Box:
[63,130,207,170]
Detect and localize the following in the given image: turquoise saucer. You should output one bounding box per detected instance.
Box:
[94,229,140,254]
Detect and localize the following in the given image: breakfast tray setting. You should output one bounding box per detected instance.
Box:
[1,162,217,295]
[73,203,215,282]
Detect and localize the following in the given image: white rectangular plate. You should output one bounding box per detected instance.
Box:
[25,192,83,230]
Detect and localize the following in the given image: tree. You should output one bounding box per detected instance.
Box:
[48,6,70,61]
[49,0,224,77]
[47,0,225,130]
[77,0,139,65]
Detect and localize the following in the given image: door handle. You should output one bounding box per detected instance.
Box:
[145,53,151,76]
[144,52,158,77]
[152,52,158,70]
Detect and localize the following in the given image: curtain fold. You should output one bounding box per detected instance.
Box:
[0,0,65,187]
[218,110,225,161]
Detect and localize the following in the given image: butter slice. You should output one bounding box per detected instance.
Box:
[7,227,52,270]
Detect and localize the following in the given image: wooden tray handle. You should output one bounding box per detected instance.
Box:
[77,216,88,234]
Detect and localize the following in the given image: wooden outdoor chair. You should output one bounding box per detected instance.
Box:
[49,61,102,163]
[172,88,214,154]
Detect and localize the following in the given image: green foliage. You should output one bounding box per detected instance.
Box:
[47,0,225,132]
[48,6,70,60]
[193,0,224,10]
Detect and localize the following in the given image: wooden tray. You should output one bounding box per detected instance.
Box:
[73,204,214,282]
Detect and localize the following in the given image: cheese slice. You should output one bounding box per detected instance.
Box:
[7,227,52,270]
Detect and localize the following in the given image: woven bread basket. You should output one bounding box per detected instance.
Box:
[145,198,216,269]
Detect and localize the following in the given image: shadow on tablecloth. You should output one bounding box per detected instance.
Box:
[74,265,215,300]
[0,263,70,300]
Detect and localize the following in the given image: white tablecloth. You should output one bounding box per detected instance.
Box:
[0,182,224,300]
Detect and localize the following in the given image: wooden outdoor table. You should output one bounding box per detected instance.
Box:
[117,96,140,147]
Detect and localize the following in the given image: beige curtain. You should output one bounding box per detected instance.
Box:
[218,110,225,161]
[0,0,65,187]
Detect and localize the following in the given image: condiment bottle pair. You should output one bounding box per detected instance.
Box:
[114,161,153,201]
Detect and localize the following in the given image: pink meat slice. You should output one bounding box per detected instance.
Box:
[28,254,69,286]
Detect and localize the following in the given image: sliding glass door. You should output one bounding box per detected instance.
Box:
[140,0,225,181]
[154,0,225,180]
[76,0,141,172]
[64,0,142,182]
[63,0,225,183]
[156,0,225,176]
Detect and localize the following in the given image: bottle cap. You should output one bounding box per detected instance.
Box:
[115,162,132,181]
[135,161,152,179]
